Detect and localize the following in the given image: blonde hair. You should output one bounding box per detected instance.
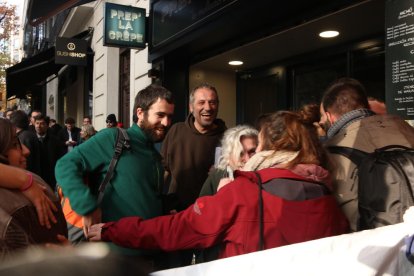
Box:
[216,125,258,170]
[81,124,97,140]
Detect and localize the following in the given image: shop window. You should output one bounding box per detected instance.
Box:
[292,54,347,109]
[352,46,385,101]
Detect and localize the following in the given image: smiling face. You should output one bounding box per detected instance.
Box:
[6,136,30,169]
[189,87,219,133]
[137,98,175,143]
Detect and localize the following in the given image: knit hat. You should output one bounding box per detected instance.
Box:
[106,114,117,123]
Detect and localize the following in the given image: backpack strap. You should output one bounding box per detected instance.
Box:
[376,145,413,151]
[328,146,369,166]
[254,172,265,252]
[97,128,130,205]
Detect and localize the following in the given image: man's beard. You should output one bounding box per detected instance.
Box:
[141,114,167,143]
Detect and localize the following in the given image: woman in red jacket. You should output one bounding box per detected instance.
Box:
[88,111,349,259]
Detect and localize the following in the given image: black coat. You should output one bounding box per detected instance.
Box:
[57,127,81,154]
[38,133,63,190]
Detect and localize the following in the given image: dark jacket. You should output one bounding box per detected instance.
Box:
[58,127,81,154]
[199,168,228,197]
[38,132,63,189]
[101,168,349,259]
[49,123,63,137]
[161,114,226,209]
[0,185,67,258]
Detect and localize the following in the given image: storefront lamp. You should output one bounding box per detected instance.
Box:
[229,60,243,66]
[319,30,339,38]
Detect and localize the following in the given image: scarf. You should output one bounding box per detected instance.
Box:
[327,108,375,139]
[242,150,299,172]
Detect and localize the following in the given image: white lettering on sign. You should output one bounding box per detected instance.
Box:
[108,31,143,42]
[56,51,86,58]
[110,9,141,21]
[108,8,144,44]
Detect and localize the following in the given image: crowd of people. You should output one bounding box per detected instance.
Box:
[1,78,414,274]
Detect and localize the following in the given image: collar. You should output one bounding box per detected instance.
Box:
[242,150,299,171]
[327,108,375,138]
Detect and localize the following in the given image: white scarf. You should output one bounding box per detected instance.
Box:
[242,150,299,172]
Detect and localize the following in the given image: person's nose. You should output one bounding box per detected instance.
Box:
[161,116,171,127]
[203,101,213,111]
[21,144,30,157]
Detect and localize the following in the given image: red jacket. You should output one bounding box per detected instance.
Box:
[102,168,349,259]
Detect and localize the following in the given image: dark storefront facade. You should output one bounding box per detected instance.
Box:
[148,0,387,126]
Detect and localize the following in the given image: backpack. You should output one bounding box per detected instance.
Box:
[329,145,414,230]
[58,128,130,244]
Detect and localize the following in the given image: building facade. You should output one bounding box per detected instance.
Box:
[8,0,413,129]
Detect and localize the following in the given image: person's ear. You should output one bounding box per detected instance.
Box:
[325,111,337,124]
[189,103,194,113]
[136,107,144,123]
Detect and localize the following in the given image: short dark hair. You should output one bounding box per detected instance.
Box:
[30,110,42,116]
[10,110,30,130]
[322,77,369,116]
[64,117,75,124]
[35,114,50,125]
[132,84,174,123]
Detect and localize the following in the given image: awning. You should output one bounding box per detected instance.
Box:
[28,0,95,26]
[6,47,65,98]
[6,28,94,98]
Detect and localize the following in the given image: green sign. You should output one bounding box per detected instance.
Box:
[104,2,146,49]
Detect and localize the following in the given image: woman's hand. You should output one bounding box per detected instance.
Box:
[22,174,57,229]
[87,223,105,241]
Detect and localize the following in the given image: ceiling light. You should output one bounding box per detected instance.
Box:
[319,30,339,38]
[228,60,243,66]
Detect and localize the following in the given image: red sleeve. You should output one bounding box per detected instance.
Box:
[101,183,241,251]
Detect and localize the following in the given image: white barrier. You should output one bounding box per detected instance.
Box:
[152,223,414,276]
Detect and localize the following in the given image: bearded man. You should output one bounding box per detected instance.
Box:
[55,85,174,264]
[161,83,226,267]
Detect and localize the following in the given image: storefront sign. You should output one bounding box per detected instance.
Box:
[55,37,88,66]
[385,0,414,119]
[104,3,146,49]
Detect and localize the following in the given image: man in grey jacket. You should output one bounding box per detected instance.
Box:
[322,77,414,231]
